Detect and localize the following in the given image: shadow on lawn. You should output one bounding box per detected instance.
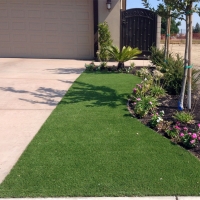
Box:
[59,80,129,109]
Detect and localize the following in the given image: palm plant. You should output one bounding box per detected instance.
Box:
[106,45,142,69]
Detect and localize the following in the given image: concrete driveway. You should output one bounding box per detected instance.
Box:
[0,58,86,184]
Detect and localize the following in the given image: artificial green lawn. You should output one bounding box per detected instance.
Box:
[0,72,200,197]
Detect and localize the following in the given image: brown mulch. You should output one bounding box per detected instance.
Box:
[128,92,200,160]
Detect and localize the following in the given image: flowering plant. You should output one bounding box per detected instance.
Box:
[132,78,152,99]
[179,124,200,148]
[165,122,182,139]
[166,123,200,148]
[133,95,160,118]
[149,110,165,128]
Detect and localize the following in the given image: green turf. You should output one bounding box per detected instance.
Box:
[0,72,200,197]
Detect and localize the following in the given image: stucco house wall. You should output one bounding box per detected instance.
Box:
[98,0,122,49]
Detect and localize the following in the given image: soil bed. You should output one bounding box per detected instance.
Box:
[128,93,200,160]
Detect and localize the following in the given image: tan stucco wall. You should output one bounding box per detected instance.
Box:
[98,0,121,48]
[121,0,126,11]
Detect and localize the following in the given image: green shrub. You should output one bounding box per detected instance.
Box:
[150,85,166,98]
[106,45,142,69]
[97,22,113,62]
[133,95,160,118]
[149,47,184,95]
[173,111,194,123]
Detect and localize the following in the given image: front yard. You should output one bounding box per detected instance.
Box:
[0,72,200,197]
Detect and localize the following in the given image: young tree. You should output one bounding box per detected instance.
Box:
[142,0,179,59]
[143,0,200,110]
[161,18,181,34]
[193,22,200,33]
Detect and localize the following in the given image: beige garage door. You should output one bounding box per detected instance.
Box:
[0,0,93,59]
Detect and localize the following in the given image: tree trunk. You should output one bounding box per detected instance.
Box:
[187,3,193,110]
[117,62,124,70]
[164,17,168,60]
[179,14,190,110]
[166,16,171,58]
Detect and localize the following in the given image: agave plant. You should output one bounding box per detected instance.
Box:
[106,45,142,69]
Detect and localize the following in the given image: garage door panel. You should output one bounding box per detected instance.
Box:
[11,46,28,57]
[45,35,59,43]
[60,11,73,19]
[60,0,73,6]
[61,24,75,32]
[60,36,75,44]
[77,46,92,58]
[29,22,42,31]
[13,34,27,42]
[0,34,10,42]
[0,9,8,17]
[0,0,93,59]
[0,45,11,56]
[43,0,57,5]
[0,1,7,4]
[12,22,26,30]
[28,10,41,18]
[27,0,41,5]
[0,22,9,30]
[11,9,25,18]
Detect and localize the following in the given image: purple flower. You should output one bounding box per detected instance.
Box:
[190,140,196,144]
[179,133,184,137]
[192,133,197,139]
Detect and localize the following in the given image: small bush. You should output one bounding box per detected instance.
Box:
[150,85,166,98]
[133,95,160,118]
[149,47,184,95]
[97,22,113,62]
[173,111,194,123]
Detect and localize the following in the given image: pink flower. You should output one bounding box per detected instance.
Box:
[136,98,141,101]
[192,133,197,139]
[179,133,184,137]
[198,124,200,128]
[198,137,200,141]
[136,84,142,88]
[190,140,196,144]
[175,126,181,130]
[188,132,192,135]
[133,102,137,105]
[149,101,152,105]
[183,127,188,131]
[133,88,137,92]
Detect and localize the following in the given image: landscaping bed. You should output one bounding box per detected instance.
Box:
[128,92,200,159]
